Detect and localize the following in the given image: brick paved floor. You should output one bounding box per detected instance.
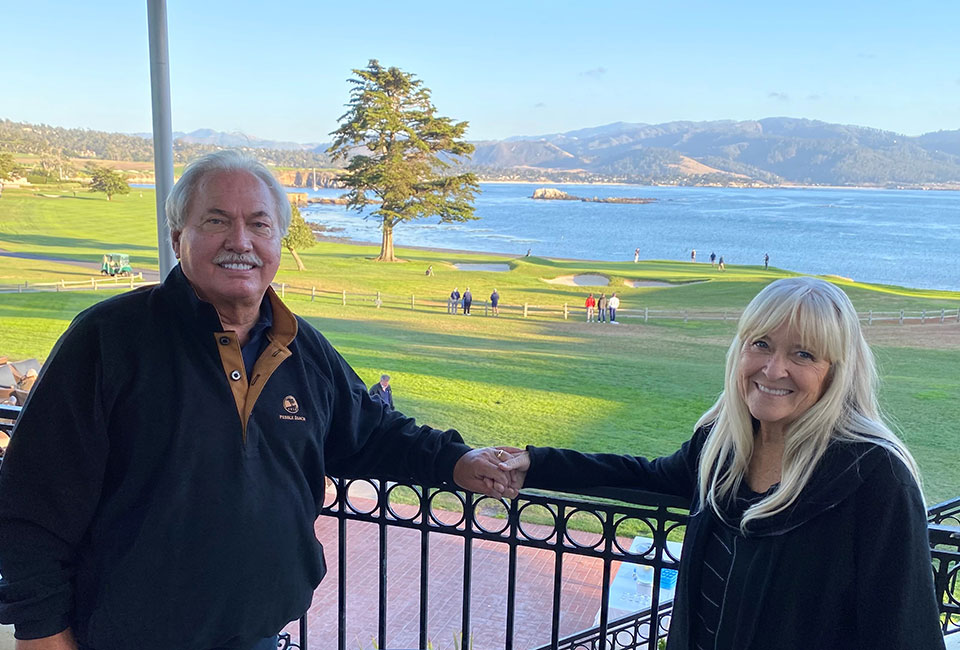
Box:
[281,493,632,650]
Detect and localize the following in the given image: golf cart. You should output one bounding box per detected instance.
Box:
[101,253,133,277]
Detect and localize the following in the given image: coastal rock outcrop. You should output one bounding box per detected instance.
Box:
[531,187,656,204]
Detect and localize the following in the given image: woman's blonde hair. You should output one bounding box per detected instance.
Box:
[695,277,921,531]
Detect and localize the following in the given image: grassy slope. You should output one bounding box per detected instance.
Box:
[1,185,958,502]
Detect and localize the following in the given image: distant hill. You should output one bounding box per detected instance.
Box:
[469,119,960,187]
[3,117,960,188]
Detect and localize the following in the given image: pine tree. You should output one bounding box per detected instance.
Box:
[281,204,317,271]
[328,60,479,261]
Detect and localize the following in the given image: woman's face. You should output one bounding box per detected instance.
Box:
[738,321,833,437]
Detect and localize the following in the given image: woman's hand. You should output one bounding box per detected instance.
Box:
[496,447,530,493]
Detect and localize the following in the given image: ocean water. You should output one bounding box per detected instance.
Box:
[295,183,960,292]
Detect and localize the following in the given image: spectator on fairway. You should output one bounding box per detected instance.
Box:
[490,289,500,316]
[691,249,696,263]
[718,256,726,271]
[710,251,716,267]
[497,277,945,650]
[0,151,515,650]
[585,293,596,322]
[634,248,640,263]
[462,287,473,315]
[597,293,608,323]
[425,265,434,276]
[369,374,394,409]
[607,293,620,322]
[450,287,461,314]
[764,253,770,269]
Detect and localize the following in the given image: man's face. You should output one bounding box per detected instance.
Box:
[381,379,390,389]
[172,170,282,312]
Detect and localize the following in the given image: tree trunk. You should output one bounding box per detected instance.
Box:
[376,221,397,261]
[288,247,306,271]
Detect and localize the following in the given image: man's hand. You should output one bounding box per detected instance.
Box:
[453,447,522,498]
[16,628,78,650]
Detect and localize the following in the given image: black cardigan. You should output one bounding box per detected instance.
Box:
[526,428,945,650]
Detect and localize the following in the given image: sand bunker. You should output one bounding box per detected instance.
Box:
[624,279,673,288]
[624,279,710,288]
[453,263,511,272]
[544,274,610,286]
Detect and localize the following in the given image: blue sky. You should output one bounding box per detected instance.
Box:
[2,1,958,142]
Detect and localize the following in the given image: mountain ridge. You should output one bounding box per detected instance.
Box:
[3,117,960,188]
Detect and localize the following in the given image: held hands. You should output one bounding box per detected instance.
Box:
[452,446,529,499]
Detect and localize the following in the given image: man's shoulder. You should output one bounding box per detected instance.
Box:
[71,284,159,330]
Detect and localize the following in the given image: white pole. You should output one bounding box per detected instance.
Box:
[147,0,177,280]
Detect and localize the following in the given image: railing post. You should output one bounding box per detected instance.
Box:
[921,309,926,324]
[484,301,488,317]
[868,310,873,325]
[899,310,904,325]
[683,310,688,323]
[281,283,286,299]
[940,309,945,324]
[342,290,346,306]
[376,291,381,308]
[523,303,528,318]
[645,307,649,323]
[411,294,415,309]
[92,278,97,290]
[311,286,316,301]
[563,303,568,320]
[129,275,135,289]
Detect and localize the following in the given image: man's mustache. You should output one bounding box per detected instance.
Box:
[212,252,263,267]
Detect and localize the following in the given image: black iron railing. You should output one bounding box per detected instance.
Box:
[305,479,688,650]
[929,497,960,637]
[0,404,957,649]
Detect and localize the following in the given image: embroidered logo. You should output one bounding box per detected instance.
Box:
[283,396,300,414]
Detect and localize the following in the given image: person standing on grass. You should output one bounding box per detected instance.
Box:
[0,151,516,650]
[369,374,394,409]
[710,251,716,267]
[597,293,608,323]
[490,289,500,316]
[585,293,596,322]
[607,293,620,323]
[462,287,473,315]
[718,256,726,271]
[450,286,461,314]
[691,249,696,263]
[764,253,770,269]
[634,248,640,263]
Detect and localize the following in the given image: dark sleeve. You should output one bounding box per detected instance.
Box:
[854,453,945,650]
[319,341,470,486]
[524,427,707,501]
[0,316,110,639]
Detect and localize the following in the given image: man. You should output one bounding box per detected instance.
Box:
[584,293,596,322]
[462,287,472,315]
[489,289,500,316]
[596,293,607,323]
[764,252,770,269]
[449,286,460,314]
[369,374,393,408]
[0,151,513,650]
[607,292,620,323]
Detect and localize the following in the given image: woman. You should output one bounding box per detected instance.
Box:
[501,277,944,650]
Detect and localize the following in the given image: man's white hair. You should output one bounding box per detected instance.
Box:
[165,150,292,236]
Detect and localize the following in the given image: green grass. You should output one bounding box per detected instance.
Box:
[1,186,958,503]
